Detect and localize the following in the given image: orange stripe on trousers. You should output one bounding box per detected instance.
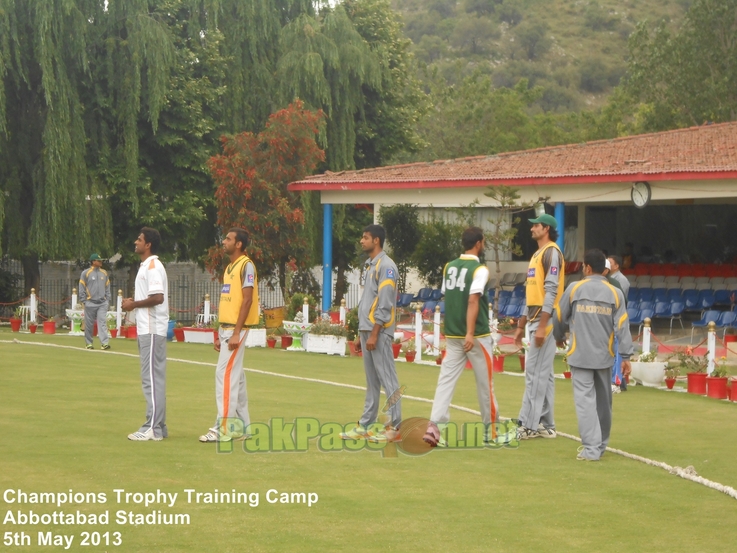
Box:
[480,343,497,440]
[221,332,246,434]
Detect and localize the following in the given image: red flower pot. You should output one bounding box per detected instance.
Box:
[731,379,737,402]
[687,372,707,395]
[492,355,505,373]
[563,371,572,379]
[436,357,442,365]
[405,352,416,363]
[110,328,118,339]
[280,335,293,349]
[392,342,402,359]
[43,321,56,334]
[267,337,277,348]
[120,326,128,338]
[10,318,21,332]
[29,324,37,334]
[706,376,728,400]
[329,311,341,324]
[724,334,737,344]
[665,378,676,390]
[127,326,138,340]
[173,327,184,342]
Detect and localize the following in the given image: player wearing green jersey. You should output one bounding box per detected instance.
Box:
[424,227,499,447]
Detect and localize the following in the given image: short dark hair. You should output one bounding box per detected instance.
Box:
[548,227,558,242]
[363,224,386,248]
[462,227,484,251]
[584,249,606,275]
[609,254,622,268]
[228,227,249,252]
[140,227,161,254]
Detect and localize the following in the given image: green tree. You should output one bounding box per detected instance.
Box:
[379,204,422,292]
[450,16,497,55]
[512,19,551,61]
[624,0,737,131]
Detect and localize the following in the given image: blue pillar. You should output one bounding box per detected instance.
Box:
[555,202,565,253]
[322,203,333,313]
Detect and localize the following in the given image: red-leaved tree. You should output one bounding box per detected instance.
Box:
[206,100,326,291]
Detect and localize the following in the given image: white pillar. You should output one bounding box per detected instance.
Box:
[643,318,651,354]
[414,307,422,362]
[30,288,37,325]
[433,304,441,356]
[71,290,78,309]
[204,294,211,325]
[707,321,716,375]
[302,297,309,322]
[116,290,123,336]
[340,298,346,324]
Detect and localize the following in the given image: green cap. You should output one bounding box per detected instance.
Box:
[89,253,102,261]
[528,214,558,230]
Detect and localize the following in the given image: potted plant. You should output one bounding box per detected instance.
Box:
[107,313,118,339]
[630,350,667,387]
[10,307,22,332]
[392,338,402,359]
[266,328,278,349]
[562,354,571,379]
[29,321,37,334]
[305,316,348,356]
[173,322,185,343]
[328,306,342,324]
[126,323,138,340]
[404,345,416,363]
[492,345,505,373]
[664,366,679,390]
[670,348,708,395]
[435,352,443,365]
[706,357,729,400]
[274,326,292,349]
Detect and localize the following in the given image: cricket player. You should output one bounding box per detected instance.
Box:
[122,227,169,441]
[79,253,111,350]
[554,249,633,461]
[423,227,499,447]
[514,213,565,440]
[199,228,258,443]
[341,224,402,443]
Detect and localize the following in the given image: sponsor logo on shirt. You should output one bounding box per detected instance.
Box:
[247,274,254,284]
[550,266,558,276]
[221,284,231,294]
[527,268,536,277]
[386,268,395,279]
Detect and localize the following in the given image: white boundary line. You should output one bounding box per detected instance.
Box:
[3,339,737,501]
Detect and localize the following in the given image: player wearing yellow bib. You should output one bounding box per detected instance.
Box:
[514,214,565,440]
[199,228,259,443]
[424,227,499,447]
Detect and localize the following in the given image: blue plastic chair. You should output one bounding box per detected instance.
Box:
[653,301,670,319]
[714,289,731,306]
[397,293,414,307]
[639,289,654,302]
[413,287,432,302]
[690,309,721,342]
[512,285,526,298]
[697,290,715,310]
[666,289,683,302]
[668,302,685,334]
[627,306,640,325]
[653,288,668,303]
[430,289,443,301]
[422,300,437,314]
[437,301,445,315]
[638,301,655,313]
[627,288,639,303]
[715,311,737,338]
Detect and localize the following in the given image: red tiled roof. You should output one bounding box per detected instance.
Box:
[289,122,737,191]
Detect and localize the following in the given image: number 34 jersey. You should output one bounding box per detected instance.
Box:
[442,254,490,338]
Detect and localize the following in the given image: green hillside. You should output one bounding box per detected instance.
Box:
[392,0,689,112]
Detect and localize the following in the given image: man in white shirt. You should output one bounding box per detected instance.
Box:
[122,227,169,441]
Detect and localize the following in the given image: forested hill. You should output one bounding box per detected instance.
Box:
[391,0,688,112]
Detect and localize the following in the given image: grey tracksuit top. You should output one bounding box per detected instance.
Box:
[358,250,398,337]
[79,266,111,305]
[554,275,634,369]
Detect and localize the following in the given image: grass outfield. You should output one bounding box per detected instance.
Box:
[1,330,736,552]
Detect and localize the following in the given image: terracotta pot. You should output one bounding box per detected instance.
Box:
[329,311,341,324]
[173,327,184,342]
[436,357,442,365]
[731,378,737,402]
[405,352,416,363]
[43,321,56,334]
[706,376,728,400]
[724,334,737,344]
[10,318,21,332]
[267,337,277,348]
[280,335,293,348]
[563,371,572,379]
[665,377,676,390]
[120,326,128,338]
[687,372,707,395]
[392,342,402,359]
[127,326,138,340]
[29,324,37,334]
[492,354,505,373]
[110,328,118,339]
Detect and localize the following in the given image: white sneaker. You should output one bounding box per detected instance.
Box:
[612,385,621,394]
[536,425,557,438]
[128,428,162,441]
[199,429,231,443]
[516,426,539,440]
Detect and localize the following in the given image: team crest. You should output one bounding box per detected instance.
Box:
[527,268,536,277]
[221,284,231,294]
[550,266,558,276]
[247,274,254,284]
[386,268,395,279]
